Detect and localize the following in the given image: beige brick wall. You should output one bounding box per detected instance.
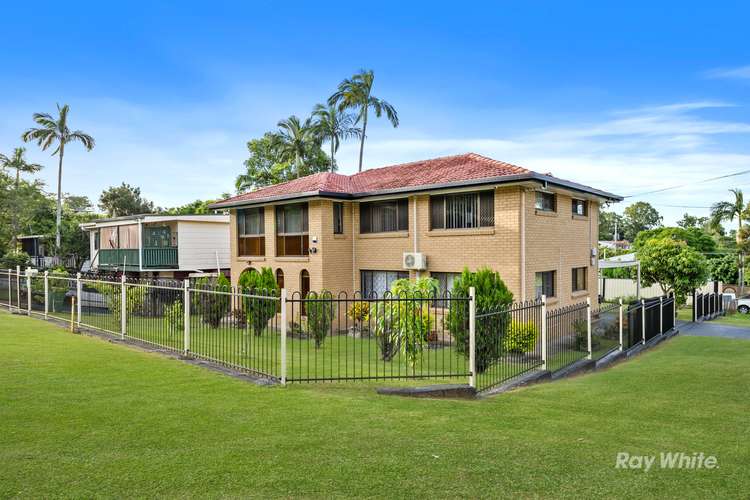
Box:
[523,190,599,307]
[227,187,599,306]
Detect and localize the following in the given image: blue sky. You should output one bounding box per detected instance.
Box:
[1,1,749,224]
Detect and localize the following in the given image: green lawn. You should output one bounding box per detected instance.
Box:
[677,306,750,327]
[1,311,748,497]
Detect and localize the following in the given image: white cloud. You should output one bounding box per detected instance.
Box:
[705,65,750,80]
[3,96,749,226]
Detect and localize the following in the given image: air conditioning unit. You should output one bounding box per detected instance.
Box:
[403,252,427,270]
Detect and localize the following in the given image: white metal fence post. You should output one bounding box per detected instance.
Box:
[44,270,49,319]
[15,265,21,312]
[641,299,646,344]
[7,268,11,311]
[120,274,127,339]
[25,270,31,314]
[586,297,592,360]
[541,295,547,370]
[659,296,663,334]
[183,279,190,355]
[468,287,476,389]
[618,298,624,351]
[76,272,82,326]
[280,288,287,385]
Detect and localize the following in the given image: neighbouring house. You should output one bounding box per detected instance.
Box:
[16,235,78,269]
[209,153,622,306]
[79,214,231,279]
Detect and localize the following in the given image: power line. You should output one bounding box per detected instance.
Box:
[624,169,750,198]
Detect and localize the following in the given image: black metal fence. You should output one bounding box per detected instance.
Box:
[546,302,589,372]
[694,292,725,322]
[286,291,471,383]
[1,269,681,390]
[475,300,542,392]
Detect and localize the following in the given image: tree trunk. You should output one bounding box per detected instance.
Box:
[55,144,64,257]
[331,139,335,171]
[358,109,368,172]
[11,168,20,250]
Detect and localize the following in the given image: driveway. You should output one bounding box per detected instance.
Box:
[677,320,750,340]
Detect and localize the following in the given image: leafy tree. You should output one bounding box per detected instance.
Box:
[22,104,95,254]
[371,277,437,364]
[447,267,514,373]
[238,268,279,336]
[311,103,361,170]
[235,133,330,192]
[637,238,708,304]
[707,254,739,283]
[622,202,662,241]
[64,195,93,214]
[598,210,624,240]
[193,274,231,328]
[164,199,221,215]
[676,213,709,229]
[328,69,398,172]
[99,183,156,217]
[632,227,716,254]
[0,147,43,249]
[305,290,335,348]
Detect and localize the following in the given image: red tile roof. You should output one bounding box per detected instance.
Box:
[212,153,618,207]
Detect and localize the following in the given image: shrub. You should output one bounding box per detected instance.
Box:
[347,302,370,324]
[164,300,184,334]
[502,320,538,353]
[192,274,231,328]
[92,280,146,322]
[447,267,514,373]
[306,290,335,348]
[371,278,436,365]
[1,251,30,269]
[573,319,590,351]
[31,267,69,309]
[238,268,279,335]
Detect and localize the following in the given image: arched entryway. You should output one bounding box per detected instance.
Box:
[275,268,284,290]
[300,269,310,314]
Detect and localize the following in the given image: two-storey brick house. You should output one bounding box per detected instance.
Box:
[210,153,621,306]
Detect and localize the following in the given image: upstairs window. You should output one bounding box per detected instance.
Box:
[237,207,265,256]
[333,202,344,234]
[535,191,556,212]
[572,198,588,216]
[430,191,494,230]
[572,267,587,292]
[360,199,408,234]
[535,271,556,298]
[276,203,309,256]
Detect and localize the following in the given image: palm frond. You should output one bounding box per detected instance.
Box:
[68,131,95,150]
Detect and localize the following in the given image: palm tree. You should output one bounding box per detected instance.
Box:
[328,69,398,172]
[711,188,746,292]
[0,147,44,249]
[21,104,94,254]
[311,103,361,170]
[275,116,318,177]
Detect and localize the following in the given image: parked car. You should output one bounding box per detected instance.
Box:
[735,296,750,314]
[65,283,107,310]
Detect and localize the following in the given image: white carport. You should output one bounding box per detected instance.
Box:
[599,253,642,299]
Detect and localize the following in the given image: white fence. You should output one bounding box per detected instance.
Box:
[599,277,717,303]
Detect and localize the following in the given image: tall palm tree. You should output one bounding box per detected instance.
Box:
[328,69,398,172]
[311,103,361,170]
[711,188,746,292]
[275,115,318,178]
[711,188,745,244]
[21,104,94,254]
[0,147,44,249]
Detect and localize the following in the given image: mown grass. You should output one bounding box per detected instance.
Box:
[677,306,750,327]
[1,311,749,498]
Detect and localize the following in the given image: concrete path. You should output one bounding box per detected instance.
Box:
[677,320,750,340]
